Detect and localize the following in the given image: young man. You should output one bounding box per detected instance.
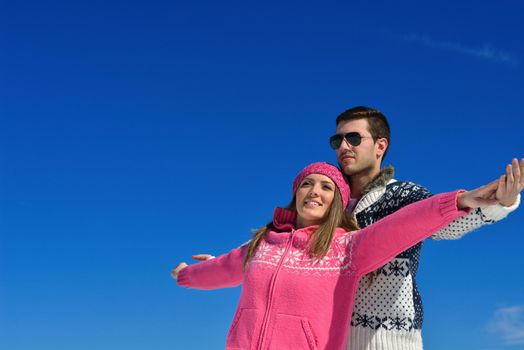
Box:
[330,106,522,350]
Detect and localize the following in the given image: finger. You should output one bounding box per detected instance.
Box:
[485,185,498,198]
[192,254,215,261]
[498,174,506,193]
[478,179,499,196]
[485,179,499,191]
[171,262,188,278]
[494,174,505,200]
[506,163,515,186]
[513,158,521,187]
[520,158,524,186]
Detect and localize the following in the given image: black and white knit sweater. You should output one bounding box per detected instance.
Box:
[345,166,520,350]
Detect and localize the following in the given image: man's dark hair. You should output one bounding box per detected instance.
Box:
[336,106,391,161]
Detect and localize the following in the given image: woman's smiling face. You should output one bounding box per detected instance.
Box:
[295,174,336,228]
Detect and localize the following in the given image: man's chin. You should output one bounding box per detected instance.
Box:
[338,160,353,172]
[340,165,355,177]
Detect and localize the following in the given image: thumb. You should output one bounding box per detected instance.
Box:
[481,179,499,193]
[473,197,499,208]
[171,262,188,279]
[473,179,499,199]
[192,254,215,261]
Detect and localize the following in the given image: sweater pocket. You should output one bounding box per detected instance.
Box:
[267,313,318,350]
[226,308,259,349]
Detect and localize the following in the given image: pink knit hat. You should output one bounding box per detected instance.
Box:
[292,162,350,209]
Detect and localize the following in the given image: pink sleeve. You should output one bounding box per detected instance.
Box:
[176,245,247,290]
[352,191,469,275]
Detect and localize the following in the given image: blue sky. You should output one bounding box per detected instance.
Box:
[1,0,523,349]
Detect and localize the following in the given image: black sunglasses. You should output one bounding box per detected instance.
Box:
[329,132,373,149]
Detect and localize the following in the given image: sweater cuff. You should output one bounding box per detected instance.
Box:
[480,193,521,221]
[176,266,190,287]
[439,190,469,218]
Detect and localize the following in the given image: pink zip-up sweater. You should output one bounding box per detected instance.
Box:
[177,191,468,349]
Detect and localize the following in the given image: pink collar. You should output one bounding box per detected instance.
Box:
[269,207,317,246]
[272,207,297,231]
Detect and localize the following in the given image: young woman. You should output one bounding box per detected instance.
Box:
[172,162,502,350]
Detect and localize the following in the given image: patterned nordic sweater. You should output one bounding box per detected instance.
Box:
[346,166,520,350]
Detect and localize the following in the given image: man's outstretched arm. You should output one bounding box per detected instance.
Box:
[432,158,523,240]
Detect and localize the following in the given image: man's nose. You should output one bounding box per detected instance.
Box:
[338,138,352,151]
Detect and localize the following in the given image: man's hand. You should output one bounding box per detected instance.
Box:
[496,158,524,207]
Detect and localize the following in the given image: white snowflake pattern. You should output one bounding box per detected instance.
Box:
[311,254,331,266]
[336,235,352,247]
[270,247,286,263]
[255,243,272,258]
[284,250,303,265]
[337,253,348,265]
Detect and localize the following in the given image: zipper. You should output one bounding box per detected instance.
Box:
[256,229,295,350]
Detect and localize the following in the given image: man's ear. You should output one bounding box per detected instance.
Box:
[375,138,388,159]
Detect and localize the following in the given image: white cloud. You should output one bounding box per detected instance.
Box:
[487,306,524,345]
[403,33,519,65]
